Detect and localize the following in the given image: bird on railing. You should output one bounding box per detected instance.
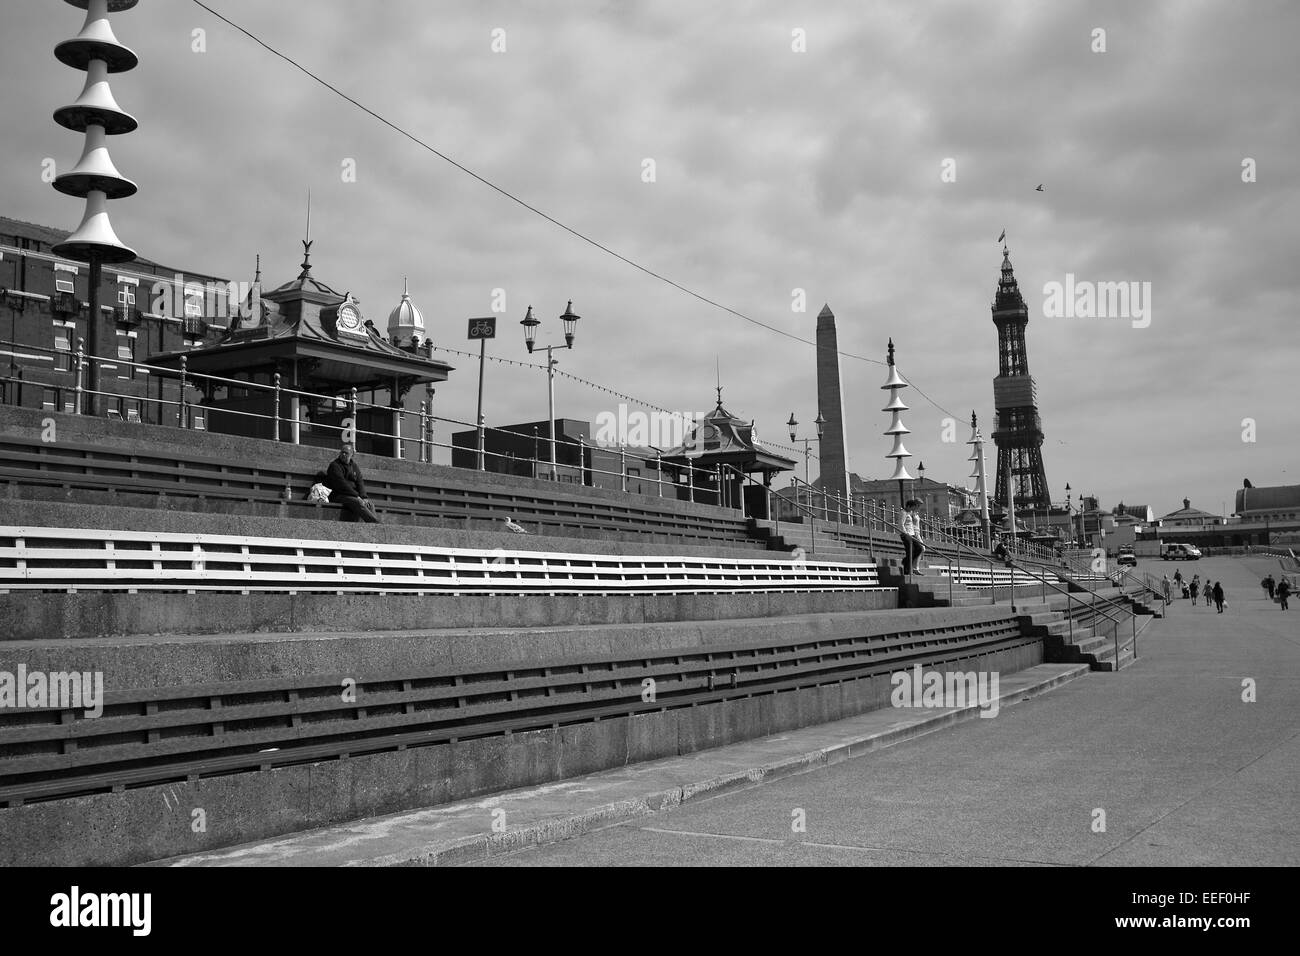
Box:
[504,517,530,535]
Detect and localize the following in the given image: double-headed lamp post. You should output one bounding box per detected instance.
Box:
[521,300,579,481]
[787,411,825,515]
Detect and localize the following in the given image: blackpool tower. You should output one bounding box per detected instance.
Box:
[991,246,1051,514]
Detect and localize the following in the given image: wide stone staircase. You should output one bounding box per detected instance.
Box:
[882,571,1146,671]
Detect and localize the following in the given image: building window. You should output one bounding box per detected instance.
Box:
[184,294,203,317]
[117,336,135,380]
[116,287,136,307]
[53,326,73,372]
[54,277,75,296]
[42,387,58,411]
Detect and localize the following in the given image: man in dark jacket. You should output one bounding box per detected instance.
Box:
[325,443,379,523]
[1278,578,1291,612]
[1212,581,1225,613]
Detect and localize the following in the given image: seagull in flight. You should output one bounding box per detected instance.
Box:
[997,229,1006,243]
[1035,184,1045,192]
[504,517,531,534]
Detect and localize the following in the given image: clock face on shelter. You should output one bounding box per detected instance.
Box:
[335,301,365,336]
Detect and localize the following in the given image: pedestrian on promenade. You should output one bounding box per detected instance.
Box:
[898,499,926,575]
[1189,578,1199,603]
[325,442,380,523]
[1174,569,1183,590]
[1262,574,1276,600]
[1162,574,1172,602]
[1278,578,1291,611]
[1212,581,1225,613]
[1205,581,1215,606]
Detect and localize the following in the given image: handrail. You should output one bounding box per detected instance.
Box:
[1004,555,1138,667]
[0,337,737,498]
[1111,566,1168,608]
[923,519,1002,605]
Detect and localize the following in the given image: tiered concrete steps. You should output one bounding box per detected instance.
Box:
[1019,605,1141,671]
[749,518,871,563]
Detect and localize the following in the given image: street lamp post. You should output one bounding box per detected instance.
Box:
[787,411,824,517]
[521,301,580,481]
[918,460,926,525]
[788,411,825,554]
[1064,482,1072,550]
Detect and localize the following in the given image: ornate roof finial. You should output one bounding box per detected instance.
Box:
[298,239,313,279]
[971,409,977,428]
[298,189,314,278]
[887,337,896,366]
[253,253,261,285]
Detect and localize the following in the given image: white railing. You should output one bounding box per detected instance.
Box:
[0,527,885,596]
[934,564,1058,589]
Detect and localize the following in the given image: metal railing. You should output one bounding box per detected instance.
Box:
[0,338,742,510]
[0,526,886,596]
[1004,555,1139,667]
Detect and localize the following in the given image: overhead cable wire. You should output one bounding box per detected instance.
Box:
[189,0,964,422]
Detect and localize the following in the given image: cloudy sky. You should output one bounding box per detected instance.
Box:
[3,0,1296,517]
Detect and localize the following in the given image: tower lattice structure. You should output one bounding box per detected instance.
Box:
[990,246,1051,514]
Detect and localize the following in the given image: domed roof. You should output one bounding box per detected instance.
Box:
[387,277,425,342]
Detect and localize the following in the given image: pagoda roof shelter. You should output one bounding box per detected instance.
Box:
[148,242,453,455]
[659,389,795,517]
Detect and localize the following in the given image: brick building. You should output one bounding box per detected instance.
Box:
[0,216,227,422]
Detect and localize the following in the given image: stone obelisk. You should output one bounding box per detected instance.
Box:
[815,304,850,516]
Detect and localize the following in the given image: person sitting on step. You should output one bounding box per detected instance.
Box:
[324,442,379,523]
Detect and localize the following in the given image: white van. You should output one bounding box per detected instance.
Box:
[1161,543,1202,561]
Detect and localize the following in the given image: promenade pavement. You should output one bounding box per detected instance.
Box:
[475,555,1298,866]
[157,555,1297,867]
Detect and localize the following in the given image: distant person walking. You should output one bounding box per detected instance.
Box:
[1212,581,1225,614]
[1262,574,1276,600]
[1277,578,1291,611]
[1173,569,1183,589]
[1162,574,1172,602]
[325,442,379,523]
[898,499,926,576]
[1205,581,1215,606]
[1189,579,1199,603]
